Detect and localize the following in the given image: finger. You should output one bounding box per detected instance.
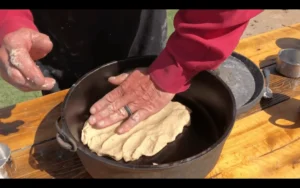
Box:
[12,68,55,91]
[1,62,55,91]
[29,32,53,60]
[41,77,56,90]
[0,48,27,87]
[15,85,33,92]
[6,67,38,90]
[6,63,55,91]
[8,64,56,91]
[3,28,53,61]
[108,73,129,85]
[90,85,126,114]
[90,107,128,129]
[0,67,32,91]
[116,109,149,134]
[7,48,46,87]
[5,66,27,85]
[91,95,132,121]
[3,29,53,88]
[89,102,137,127]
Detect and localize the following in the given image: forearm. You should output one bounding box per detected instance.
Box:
[149,9,263,93]
[0,10,38,44]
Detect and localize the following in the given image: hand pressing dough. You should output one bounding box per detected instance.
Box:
[81,101,191,162]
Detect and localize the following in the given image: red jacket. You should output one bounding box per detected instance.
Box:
[0,9,262,93]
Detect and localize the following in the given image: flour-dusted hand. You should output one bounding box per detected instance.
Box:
[88,68,175,134]
[0,28,55,91]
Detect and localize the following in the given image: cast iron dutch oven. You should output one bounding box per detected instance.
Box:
[55,55,236,178]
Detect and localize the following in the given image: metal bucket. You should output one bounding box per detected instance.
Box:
[0,143,14,178]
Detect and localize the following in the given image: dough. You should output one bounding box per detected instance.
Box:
[81,101,191,162]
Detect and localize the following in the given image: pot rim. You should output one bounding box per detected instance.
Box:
[231,51,265,115]
[60,55,237,170]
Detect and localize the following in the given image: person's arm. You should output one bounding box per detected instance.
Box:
[149,9,263,93]
[0,10,55,92]
[0,10,38,45]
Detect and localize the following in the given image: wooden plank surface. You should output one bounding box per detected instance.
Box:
[1,24,300,178]
[208,94,300,178]
[10,140,90,179]
[238,64,300,119]
[0,90,68,151]
[8,93,300,178]
[235,23,300,68]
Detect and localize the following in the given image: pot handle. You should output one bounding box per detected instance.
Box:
[261,67,273,99]
[55,117,77,152]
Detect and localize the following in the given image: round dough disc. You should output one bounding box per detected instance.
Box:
[81,102,191,162]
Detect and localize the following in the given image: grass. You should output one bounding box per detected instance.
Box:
[0,10,178,108]
[167,9,177,37]
[0,78,42,108]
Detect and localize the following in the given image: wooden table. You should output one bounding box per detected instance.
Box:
[2,24,300,178]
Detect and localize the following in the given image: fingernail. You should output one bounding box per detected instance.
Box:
[88,116,96,124]
[131,113,139,122]
[42,83,48,88]
[109,76,116,80]
[96,121,105,128]
[122,73,129,78]
[90,107,96,114]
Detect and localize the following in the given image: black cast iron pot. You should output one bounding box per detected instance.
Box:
[56,55,236,178]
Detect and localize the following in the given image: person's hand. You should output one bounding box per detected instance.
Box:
[0,28,55,92]
[88,68,175,134]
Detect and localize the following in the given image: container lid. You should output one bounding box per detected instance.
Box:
[217,55,256,110]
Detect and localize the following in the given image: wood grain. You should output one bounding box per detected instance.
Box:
[207,94,300,178]
[8,94,300,178]
[235,23,300,68]
[0,90,68,151]
[238,64,300,119]
[211,138,300,178]
[10,139,90,179]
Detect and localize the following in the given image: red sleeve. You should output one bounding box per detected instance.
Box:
[149,9,263,93]
[0,10,38,45]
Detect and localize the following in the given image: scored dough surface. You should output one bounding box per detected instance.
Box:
[81,101,191,162]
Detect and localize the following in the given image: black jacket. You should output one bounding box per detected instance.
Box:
[31,9,167,94]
